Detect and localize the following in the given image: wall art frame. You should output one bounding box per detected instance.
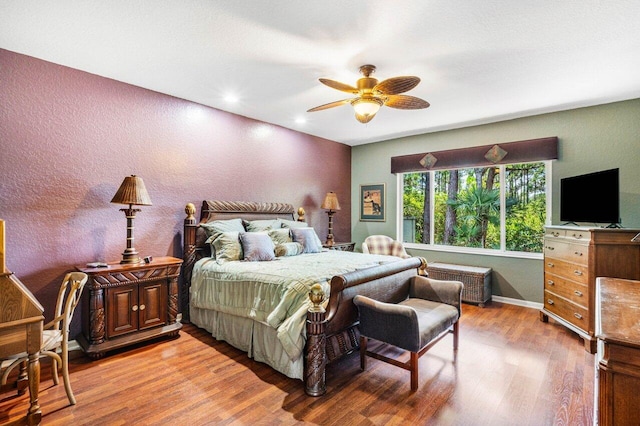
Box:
[359,183,386,222]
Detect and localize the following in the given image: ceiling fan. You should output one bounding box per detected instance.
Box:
[307,64,430,123]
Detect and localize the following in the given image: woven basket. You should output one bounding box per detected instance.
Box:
[426,263,492,307]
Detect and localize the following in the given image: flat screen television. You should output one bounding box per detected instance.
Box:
[560,168,620,226]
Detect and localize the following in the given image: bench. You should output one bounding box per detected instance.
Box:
[426,262,492,307]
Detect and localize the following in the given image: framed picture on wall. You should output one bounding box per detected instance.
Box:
[360,183,386,222]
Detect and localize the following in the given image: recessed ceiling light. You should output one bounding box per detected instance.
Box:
[295,117,307,124]
[224,94,239,103]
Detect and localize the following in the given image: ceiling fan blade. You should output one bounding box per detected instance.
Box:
[319,78,359,94]
[374,76,420,95]
[307,98,353,112]
[355,112,376,123]
[384,94,430,110]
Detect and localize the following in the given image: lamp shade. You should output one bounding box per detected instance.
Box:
[321,192,341,211]
[111,175,152,206]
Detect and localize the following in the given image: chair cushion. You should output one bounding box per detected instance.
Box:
[42,330,63,352]
[399,298,459,351]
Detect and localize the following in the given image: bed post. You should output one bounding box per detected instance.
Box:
[305,284,327,396]
[181,203,197,323]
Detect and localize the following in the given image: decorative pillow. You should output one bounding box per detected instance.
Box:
[269,228,292,245]
[280,219,309,229]
[211,231,243,262]
[200,218,245,237]
[274,242,304,257]
[291,227,323,253]
[240,232,275,261]
[243,219,282,232]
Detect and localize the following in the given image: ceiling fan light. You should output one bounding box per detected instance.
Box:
[352,98,382,119]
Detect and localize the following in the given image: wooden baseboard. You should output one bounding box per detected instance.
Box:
[491,295,543,310]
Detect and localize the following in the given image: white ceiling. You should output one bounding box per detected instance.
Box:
[2,1,640,146]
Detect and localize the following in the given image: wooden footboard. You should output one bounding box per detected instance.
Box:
[304,256,425,396]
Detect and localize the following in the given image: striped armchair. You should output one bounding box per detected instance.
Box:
[362,235,410,258]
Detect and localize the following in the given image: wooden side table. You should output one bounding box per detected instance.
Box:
[76,256,182,359]
[323,242,355,252]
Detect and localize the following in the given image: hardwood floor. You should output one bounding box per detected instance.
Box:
[1,302,595,425]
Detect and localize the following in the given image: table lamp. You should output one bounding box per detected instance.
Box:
[321,192,340,246]
[111,175,152,264]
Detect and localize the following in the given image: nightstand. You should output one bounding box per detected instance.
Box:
[323,242,355,252]
[76,256,183,359]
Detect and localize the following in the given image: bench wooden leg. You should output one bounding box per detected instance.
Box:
[453,321,459,351]
[360,336,367,371]
[410,352,419,391]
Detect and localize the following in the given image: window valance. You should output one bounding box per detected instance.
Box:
[390,136,558,174]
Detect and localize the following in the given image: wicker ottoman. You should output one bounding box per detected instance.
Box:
[426,263,492,307]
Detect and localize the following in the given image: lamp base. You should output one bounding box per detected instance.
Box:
[325,234,335,246]
[325,210,336,247]
[120,248,142,264]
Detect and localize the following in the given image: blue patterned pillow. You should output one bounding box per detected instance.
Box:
[291,228,323,253]
[240,232,275,261]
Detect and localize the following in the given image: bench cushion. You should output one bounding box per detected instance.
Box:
[354,295,459,353]
[399,298,458,351]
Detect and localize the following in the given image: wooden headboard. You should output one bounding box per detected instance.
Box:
[181,200,301,321]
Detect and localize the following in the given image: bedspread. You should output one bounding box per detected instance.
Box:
[190,250,400,360]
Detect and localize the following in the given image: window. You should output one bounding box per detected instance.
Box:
[401,161,549,255]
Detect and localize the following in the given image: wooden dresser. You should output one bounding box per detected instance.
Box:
[540,226,640,353]
[595,277,640,425]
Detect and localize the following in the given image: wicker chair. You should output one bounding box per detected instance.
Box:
[353,275,463,391]
[362,235,410,258]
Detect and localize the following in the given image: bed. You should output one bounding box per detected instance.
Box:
[181,200,425,395]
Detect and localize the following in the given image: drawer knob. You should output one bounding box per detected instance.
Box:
[132,305,138,311]
[574,270,583,276]
[574,290,583,297]
[546,246,555,251]
[547,280,554,286]
[572,233,583,239]
[547,299,554,305]
[552,232,560,237]
[547,262,554,267]
[574,313,583,320]
[574,251,583,256]
[139,304,146,311]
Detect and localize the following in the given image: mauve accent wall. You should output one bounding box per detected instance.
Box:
[0,48,351,337]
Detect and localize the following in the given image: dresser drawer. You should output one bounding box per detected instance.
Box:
[545,228,566,238]
[544,239,589,265]
[544,290,589,331]
[544,273,588,307]
[565,229,591,242]
[544,257,589,285]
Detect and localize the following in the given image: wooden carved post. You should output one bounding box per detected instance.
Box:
[182,203,197,323]
[305,284,327,396]
[89,286,105,345]
[168,273,179,323]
